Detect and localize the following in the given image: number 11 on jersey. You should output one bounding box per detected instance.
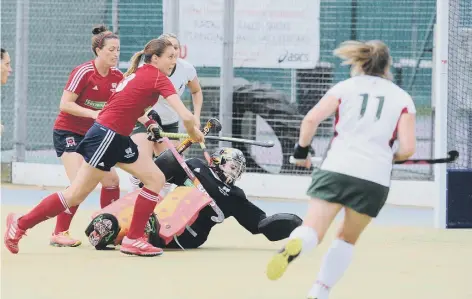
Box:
[359,93,385,121]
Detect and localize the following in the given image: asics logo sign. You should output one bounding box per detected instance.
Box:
[278,50,309,63]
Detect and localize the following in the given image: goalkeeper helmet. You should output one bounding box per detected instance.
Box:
[210,148,246,185]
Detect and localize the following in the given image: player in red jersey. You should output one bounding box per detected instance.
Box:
[1,48,13,135]
[4,38,205,257]
[50,25,123,247]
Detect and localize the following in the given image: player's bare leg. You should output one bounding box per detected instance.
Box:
[266,198,342,281]
[129,132,155,190]
[5,163,105,254]
[306,207,371,299]
[116,153,166,257]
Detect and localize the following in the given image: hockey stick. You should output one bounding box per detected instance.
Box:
[289,150,460,166]
[199,142,213,166]
[159,131,191,140]
[162,131,274,148]
[394,150,459,165]
[162,137,225,223]
[175,118,222,154]
[204,136,275,148]
[174,119,224,222]
[143,120,225,222]
[198,118,222,165]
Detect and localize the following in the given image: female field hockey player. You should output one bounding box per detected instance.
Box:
[4,38,205,257]
[1,48,13,135]
[129,33,204,190]
[50,25,123,247]
[266,40,416,299]
[1,48,12,85]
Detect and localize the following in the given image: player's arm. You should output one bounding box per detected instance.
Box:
[299,95,339,147]
[230,191,302,241]
[137,113,150,126]
[394,112,416,161]
[137,108,162,127]
[229,190,267,235]
[187,76,203,129]
[166,94,196,131]
[60,68,98,119]
[293,94,340,168]
[59,90,99,119]
[155,76,201,139]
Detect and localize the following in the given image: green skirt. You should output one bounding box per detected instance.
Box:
[306,169,390,218]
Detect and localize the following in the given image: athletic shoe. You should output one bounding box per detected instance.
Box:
[266,238,302,280]
[120,236,163,257]
[50,231,82,247]
[4,213,27,254]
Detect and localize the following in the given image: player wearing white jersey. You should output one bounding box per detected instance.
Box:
[129,33,204,190]
[320,75,416,187]
[266,40,416,299]
[153,57,199,127]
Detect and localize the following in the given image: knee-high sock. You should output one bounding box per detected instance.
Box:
[100,186,120,208]
[126,187,162,240]
[307,239,354,299]
[288,225,319,254]
[18,192,70,230]
[54,205,79,234]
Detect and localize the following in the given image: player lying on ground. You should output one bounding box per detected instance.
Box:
[85,147,302,249]
[265,40,416,299]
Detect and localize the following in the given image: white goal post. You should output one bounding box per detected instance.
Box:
[433,0,449,229]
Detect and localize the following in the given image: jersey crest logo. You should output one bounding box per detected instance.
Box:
[124,147,135,159]
[92,85,98,90]
[218,186,230,196]
[65,136,76,148]
[110,83,117,92]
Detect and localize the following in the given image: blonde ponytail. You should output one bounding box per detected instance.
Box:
[333,40,391,79]
[124,50,145,77]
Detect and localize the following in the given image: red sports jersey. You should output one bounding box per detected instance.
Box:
[97,64,177,136]
[53,60,124,135]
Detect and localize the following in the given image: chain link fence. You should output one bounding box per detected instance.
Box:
[447,0,472,169]
[1,0,442,180]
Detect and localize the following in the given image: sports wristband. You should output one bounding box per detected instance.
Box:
[144,119,157,129]
[293,143,310,159]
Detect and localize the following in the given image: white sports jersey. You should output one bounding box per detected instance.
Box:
[153,58,197,124]
[320,75,416,187]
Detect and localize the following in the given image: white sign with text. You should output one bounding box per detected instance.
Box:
[178,0,320,69]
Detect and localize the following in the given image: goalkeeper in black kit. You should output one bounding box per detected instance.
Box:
[150,147,302,249]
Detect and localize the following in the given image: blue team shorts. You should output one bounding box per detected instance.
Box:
[76,122,139,171]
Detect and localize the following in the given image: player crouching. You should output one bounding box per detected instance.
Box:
[85,147,302,250]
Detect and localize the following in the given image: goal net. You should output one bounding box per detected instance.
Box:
[447,0,472,169]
